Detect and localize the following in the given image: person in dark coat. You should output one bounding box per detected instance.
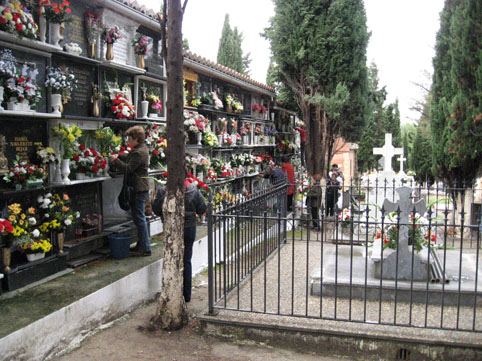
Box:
[308,174,323,230]
[325,171,340,216]
[153,176,207,303]
[111,125,151,256]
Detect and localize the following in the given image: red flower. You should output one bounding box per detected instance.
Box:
[0,17,6,24]
[153,150,159,156]
[91,165,99,172]
[79,144,86,151]
[73,154,80,162]
[94,157,100,164]
[162,171,168,177]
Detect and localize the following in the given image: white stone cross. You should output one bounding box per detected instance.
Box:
[373,134,403,173]
[397,154,407,173]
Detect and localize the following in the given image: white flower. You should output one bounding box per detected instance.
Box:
[32,229,40,238]
[28,217,37,225]
[64,218,72,226]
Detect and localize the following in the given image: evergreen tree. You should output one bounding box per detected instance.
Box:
[411,124,433,184]
[217,15,251,75]
[182,37,189,50]
[265,0,369,176]
[431,0,482,184]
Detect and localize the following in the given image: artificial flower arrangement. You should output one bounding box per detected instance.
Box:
[41,0,72,24]
[216,118,227,135]
[94,127,122,156]
[0,0,38,39]
[45,66,77,100]
[374,212,437,253]
[183,110,208,134]
[337,208,352,229]
[222,132,233,146]
[84,11,102,43]
[225,94,233,106]
[227,118,237,133]
[145,124,167,169]
[186,154,210,174]
[278,139,298,152]
[232,99,243,112]
[38,192,80,233]
[206,167,217,182]
[5,64,41,106]
[101,25,121,44]
[71,144,107,176]
[3,156,47,187]
[254,125,263,136]
[132,34,148,55]
[37,146,58,165]
[0,49,17,83]
[109,93,136,119]
[146,93,162,113]
[20,237,52,254]
[6,203,42,251]
[51,123,82,159]
[239,123,251,136]
[252,103,263,113]
[202,129,219,147]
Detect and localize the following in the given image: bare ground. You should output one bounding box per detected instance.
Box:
[53,272,349,361]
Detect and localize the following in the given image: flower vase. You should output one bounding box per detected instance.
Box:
[106,43,114,61]
[50,93,62,114]
[27,252,45,262]
[56,232,65,254]
[1,248,11,271]
[196,132,202,145]
[50,23,61,47]
[0,86,3,111]
[254,135,259,145]
[39,12,46,42]
[141,100,149,118]
[21,99,30,111]
[53,162,63,183]
[341,226,350,238]
[242,135,249,145]
[89,98,99,117]
[61,159,71,184]
[198,171,204,182]
[88,42,96,58]
[75,173,86,180]
[138,54,145,69]
[7,99,21,111]
[226,104,232,113]
[217,135,223,146]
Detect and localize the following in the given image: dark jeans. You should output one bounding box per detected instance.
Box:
[325,194,338,216]
[311,206,320,228]
[287,194,294,212]
[300,141,306,167]
[130,190,151,252]
[183,226,196,302]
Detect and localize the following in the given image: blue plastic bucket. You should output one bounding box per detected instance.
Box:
[107,233,132,259]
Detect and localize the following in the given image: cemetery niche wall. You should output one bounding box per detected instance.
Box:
[0,0,298,292]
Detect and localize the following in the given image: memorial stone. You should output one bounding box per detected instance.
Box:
[61,5,88,55]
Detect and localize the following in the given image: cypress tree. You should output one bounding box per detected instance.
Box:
[217,15,251,75]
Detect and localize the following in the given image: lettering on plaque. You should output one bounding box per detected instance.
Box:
[65,14,86,47]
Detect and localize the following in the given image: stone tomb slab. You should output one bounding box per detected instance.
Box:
[310,244,482,306]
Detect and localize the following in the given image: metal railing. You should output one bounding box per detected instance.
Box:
[207,179,482,332]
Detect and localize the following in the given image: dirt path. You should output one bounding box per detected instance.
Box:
[53,273,349,361]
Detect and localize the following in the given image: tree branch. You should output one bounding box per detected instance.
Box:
[182,0,188,14]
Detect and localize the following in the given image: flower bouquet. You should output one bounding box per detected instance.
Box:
[51,123,82,159]
[0,0,38,39]
[20,237,52,258]
[337,208,351,229]
[145,124,167,169]
[132,35,148,55]
[6,203,33,247]
[102,25,121,44]
[3,156,47,189]
[146,93,162,116]
[84,11,102,43]
[37,146,58,165]
[232,99,243,113]
[109,93,136,119]
[0,49,17,82]
[94,127,122,156]
[71,145,107,177]
[38,192,80,233]
[202,129,218,147]
[254,125,263,136]
[45,66,77,100]
[42,0,72,24]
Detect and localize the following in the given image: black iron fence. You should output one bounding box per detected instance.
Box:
[207,178,482,332]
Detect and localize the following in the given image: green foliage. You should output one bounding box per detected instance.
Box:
[411,125,434,183]
[182,38,189,50]
[216,14,251,75]
[431,0,482,184]
[264,0,369,175]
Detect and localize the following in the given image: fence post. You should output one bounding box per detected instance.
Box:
[207,190,216,315]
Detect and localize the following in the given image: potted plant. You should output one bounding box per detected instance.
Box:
[42,0,73,47]
[146,92,162,118]
[45,66,77,114]
[132,35,148,68]
[101,26,121,61]
[20,236,53,262]
[3,156,47,190]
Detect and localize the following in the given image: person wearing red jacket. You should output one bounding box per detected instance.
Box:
[282,155,295,212]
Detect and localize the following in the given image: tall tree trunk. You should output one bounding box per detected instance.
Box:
[151,0,188,330]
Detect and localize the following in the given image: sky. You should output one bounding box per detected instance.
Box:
[140,0,445,124]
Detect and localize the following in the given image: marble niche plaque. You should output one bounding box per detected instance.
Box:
[62,4,89,56]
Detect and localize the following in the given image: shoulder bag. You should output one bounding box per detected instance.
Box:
[118,166,133,211]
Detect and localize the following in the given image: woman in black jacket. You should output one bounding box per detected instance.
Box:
[153,177,207,303]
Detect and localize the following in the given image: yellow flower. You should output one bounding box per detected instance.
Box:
[67,134,75,142]
[20,213,26,220]
[8,203,21,215]
[9,215,15,222]
[19,219,24,226]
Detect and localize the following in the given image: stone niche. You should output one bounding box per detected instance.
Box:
[100,8,139,66]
